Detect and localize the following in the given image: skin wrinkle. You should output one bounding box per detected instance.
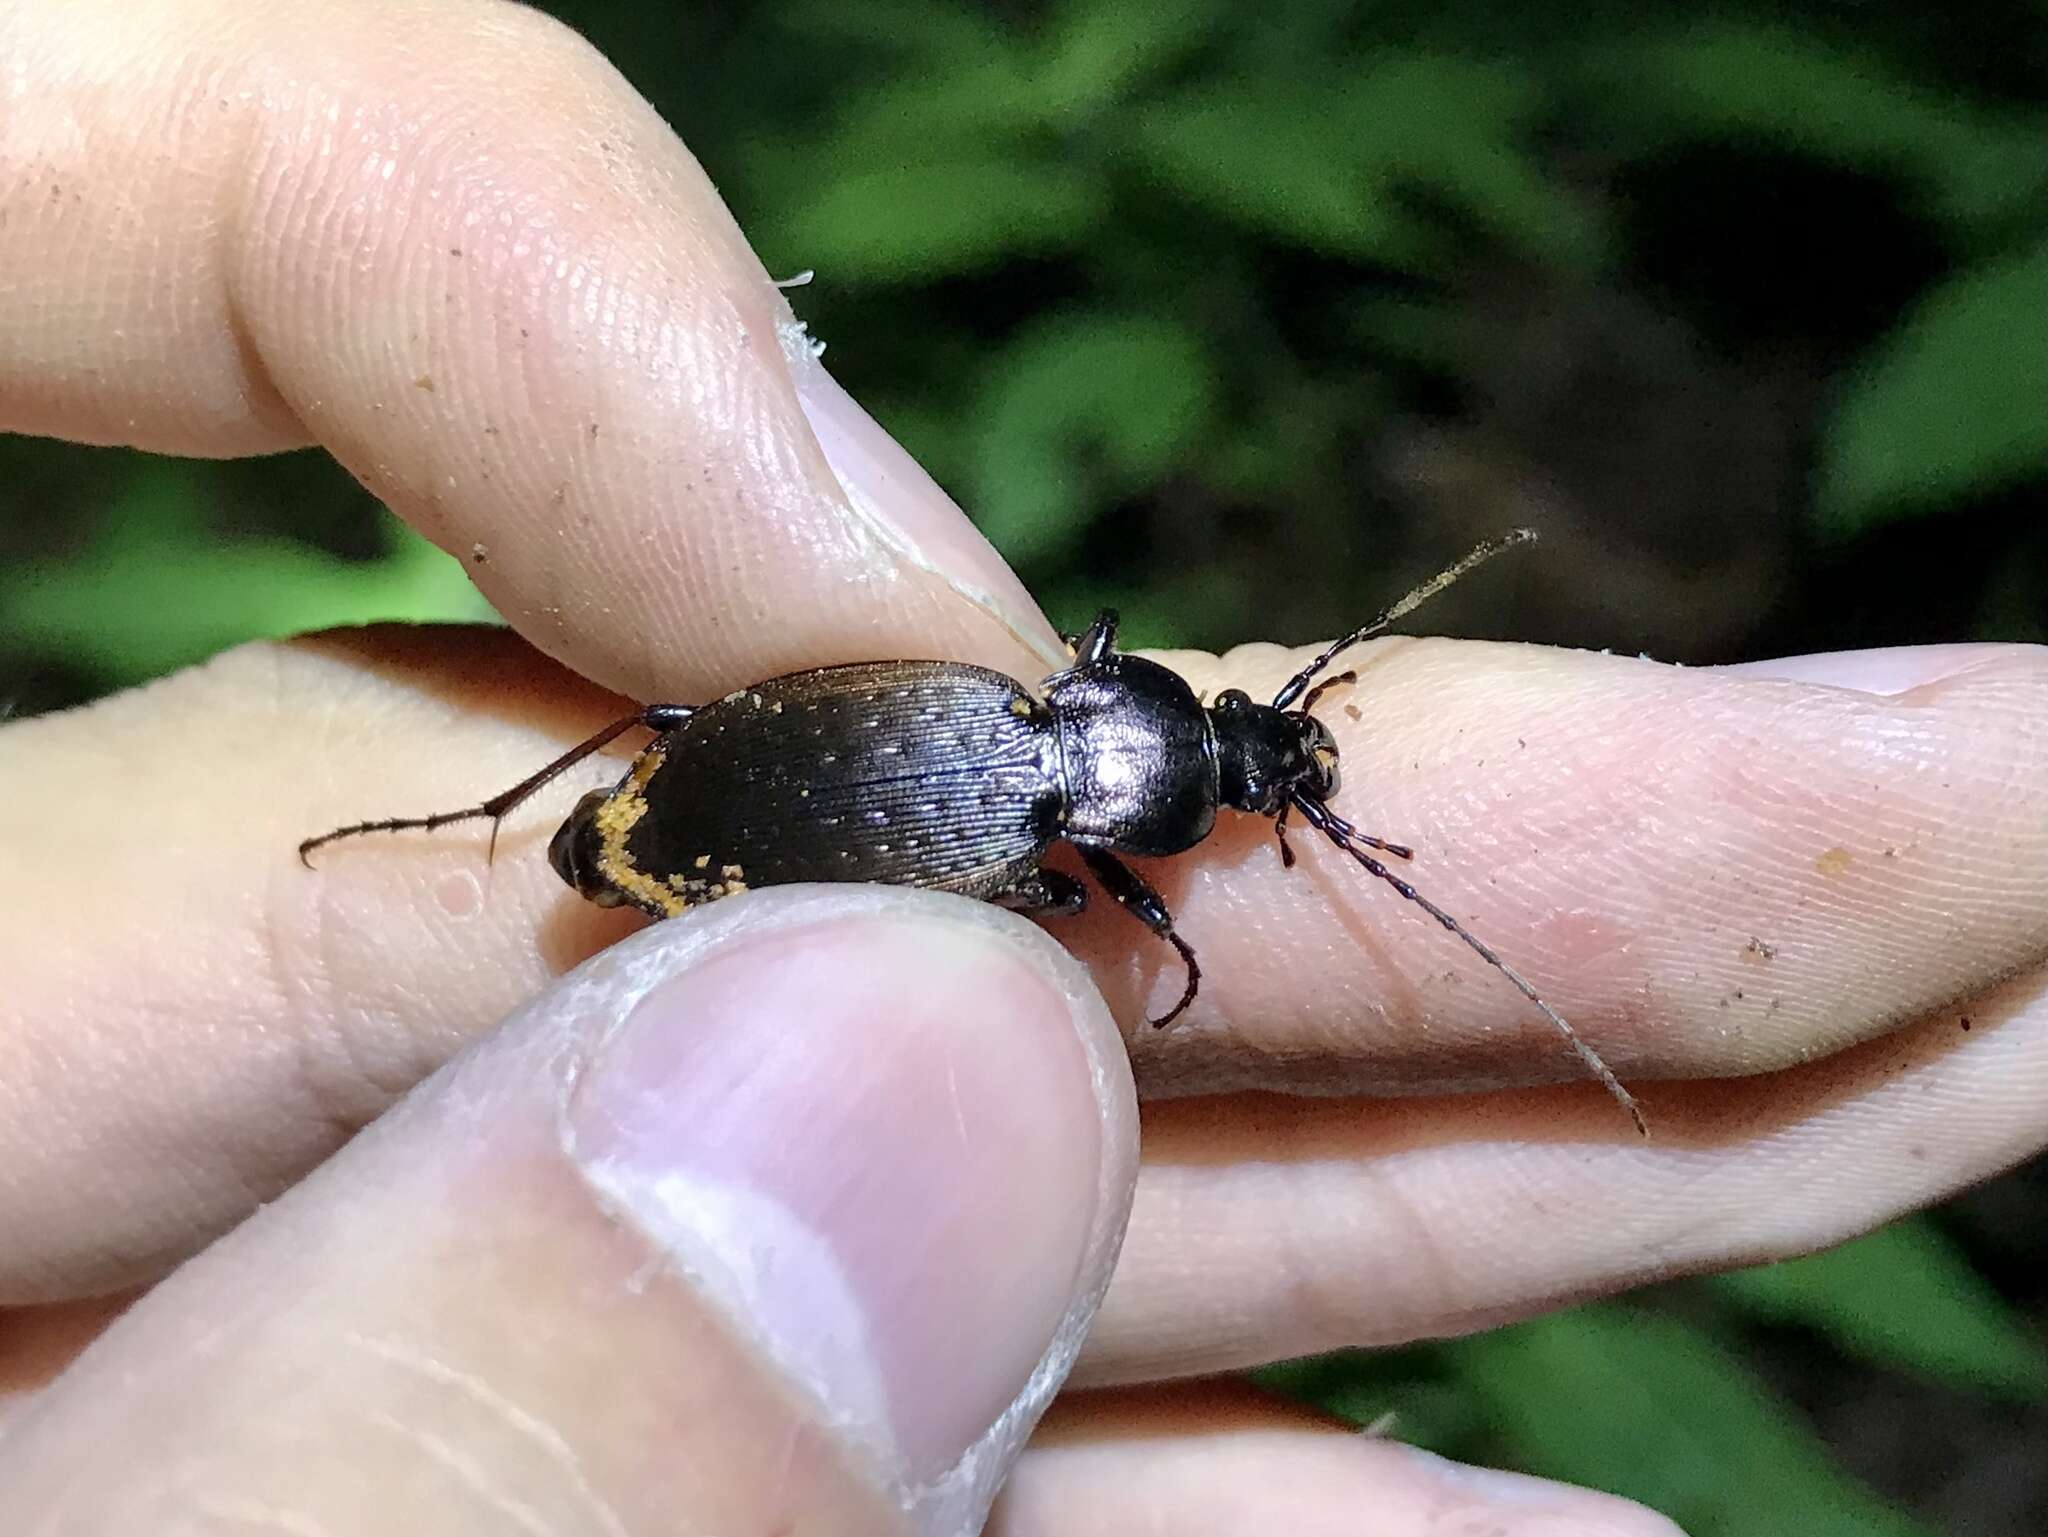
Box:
[365,1412,564,1537]
[192,1501,345,1537]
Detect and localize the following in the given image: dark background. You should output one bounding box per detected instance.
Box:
[4,3,2046,1532]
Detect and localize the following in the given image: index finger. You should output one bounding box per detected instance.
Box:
[0,0,1056,697]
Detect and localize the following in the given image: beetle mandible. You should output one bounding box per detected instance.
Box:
[301,530,1644,1135]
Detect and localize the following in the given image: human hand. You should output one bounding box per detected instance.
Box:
[6,2,2048,1532]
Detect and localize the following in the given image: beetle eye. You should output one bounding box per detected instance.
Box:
[1214,688,1253,712]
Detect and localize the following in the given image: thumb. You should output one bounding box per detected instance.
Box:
[1,887,1138,1536]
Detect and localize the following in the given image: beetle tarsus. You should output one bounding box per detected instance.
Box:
[1300,668,1359,714]
[1312,804,1414,861]
[1150,930,1201,1028]
[1075,846,1201,1027]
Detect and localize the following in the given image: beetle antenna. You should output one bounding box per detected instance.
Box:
[1271,528,1538,711]
[297,710,654,868]
[1290,793,1646,1137]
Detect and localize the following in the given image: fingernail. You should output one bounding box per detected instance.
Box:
[1717,643,2019,695]
[565,898,1121,1490]
[781,329,1065,669]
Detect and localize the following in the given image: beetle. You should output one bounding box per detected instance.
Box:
[301,530,1643,1134]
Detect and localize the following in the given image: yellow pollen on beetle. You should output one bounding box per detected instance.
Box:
[593,746,688,916]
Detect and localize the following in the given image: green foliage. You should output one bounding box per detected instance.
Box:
[1464,1307,1928,1537]
[0,460,491,690]
[1711,1217,2048,1399]
[1815,237,2048,533]
[969,312,1221,565]
[1585,24,2048,232]
[766,159,1107,282]
[1135,56,1596,271]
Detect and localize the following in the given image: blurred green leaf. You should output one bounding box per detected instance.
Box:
[1594,25,2048,232]
[1713,1218,2048,1399]
[0,463,493,688]
[1135,84,1414,260]
[795,64,1051,157]
[1133,55,1596,270]
[1463,1306,1931,1537]
[757,156,1105,281]
[1262,1304,1934,1536]
[769,0,1005,64]
[1032,0,1221,120]
[969,312,1220,566]
[1815,237,2048,534]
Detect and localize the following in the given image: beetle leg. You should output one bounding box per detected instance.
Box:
[1311,804,1414,860]
[1068,609,1122,667]
[297,704,691,866]
[1300,668,1358,714]
[1074,847,1200,1028]
[641,703,696,731]
[993,868,1089,919]
[1274,803,1298,868]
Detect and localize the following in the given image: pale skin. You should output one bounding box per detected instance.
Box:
[4,2,2048,1533]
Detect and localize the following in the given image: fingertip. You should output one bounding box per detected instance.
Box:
[3,886,1136,1537]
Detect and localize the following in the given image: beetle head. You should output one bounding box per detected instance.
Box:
[548,790,629,907]
[1210,688,1339,813]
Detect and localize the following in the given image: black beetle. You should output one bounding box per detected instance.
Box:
[301,530,1643,1134]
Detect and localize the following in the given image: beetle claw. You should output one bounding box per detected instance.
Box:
[1149,931,1202,1028]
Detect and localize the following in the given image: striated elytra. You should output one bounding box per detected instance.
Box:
[300,532,1645,1134]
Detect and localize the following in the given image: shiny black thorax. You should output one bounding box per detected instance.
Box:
[1046,652,1218,855]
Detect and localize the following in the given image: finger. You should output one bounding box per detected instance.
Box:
[0,889,1138,1536]
[1116,636,2048,1097]
[1083,957,2048,1383]
[5,631,2046,1304]
[0,0,1054,694]
[994,1385,1681,1536]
